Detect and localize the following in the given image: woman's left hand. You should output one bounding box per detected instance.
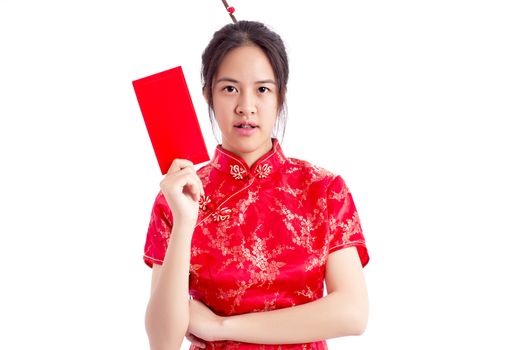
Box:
[188,298,224,342]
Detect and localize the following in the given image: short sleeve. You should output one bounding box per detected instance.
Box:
[143,190,173,268]
[326,175,369,267]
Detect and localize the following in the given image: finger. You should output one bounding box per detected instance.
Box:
[181,175,200,202]
[195,173,206,198]
[198,177,205,197]
[165,169,201,202]
[186,333,206,348]
[192,173,205,198]
[187,171,204,197]
[167,158,194,174]
[187,172,204,201]
[173,166,195,178]
[160,166,193,190]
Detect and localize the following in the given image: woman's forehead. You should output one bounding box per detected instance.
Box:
[215,45,276,81]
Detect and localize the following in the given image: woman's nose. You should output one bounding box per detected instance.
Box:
[235,93,256,115]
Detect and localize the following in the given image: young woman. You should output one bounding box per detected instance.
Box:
[143,20,370,350]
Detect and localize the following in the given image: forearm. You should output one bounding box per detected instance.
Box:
[145,222,195,350]
[219,291,367,344]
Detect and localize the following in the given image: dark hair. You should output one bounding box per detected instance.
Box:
[201,20,289,143]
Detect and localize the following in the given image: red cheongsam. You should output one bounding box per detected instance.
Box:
[144,138,369,350]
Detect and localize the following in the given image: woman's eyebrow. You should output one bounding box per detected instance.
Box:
[216,77,276,85]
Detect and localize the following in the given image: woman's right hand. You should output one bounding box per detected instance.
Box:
[159,159,204,226]
[185,331,207,349]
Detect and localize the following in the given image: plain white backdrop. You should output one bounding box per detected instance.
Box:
[1,0,523,349]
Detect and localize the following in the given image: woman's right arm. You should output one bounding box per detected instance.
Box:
[145,222,195,350]
[145,159,204,350]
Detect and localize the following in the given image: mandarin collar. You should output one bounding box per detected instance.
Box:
[209,138,287,181]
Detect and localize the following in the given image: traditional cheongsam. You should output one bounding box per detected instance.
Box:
[143,138,369,350]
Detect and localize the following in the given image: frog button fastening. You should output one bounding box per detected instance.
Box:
[199,195,212,212]
[254,163,272,179]
[230,164,247,180]
[212,207,232,222]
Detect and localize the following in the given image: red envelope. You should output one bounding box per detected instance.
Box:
[133,66,210,175]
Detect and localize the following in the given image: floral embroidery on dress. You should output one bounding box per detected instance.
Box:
[295,285,315,299]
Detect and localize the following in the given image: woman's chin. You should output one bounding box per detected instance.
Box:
[223,133,270,153]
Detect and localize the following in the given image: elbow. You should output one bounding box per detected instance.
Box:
[346,311,367,336]
[342,301,368,336]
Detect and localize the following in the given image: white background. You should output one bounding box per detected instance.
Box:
[1,0,523,349]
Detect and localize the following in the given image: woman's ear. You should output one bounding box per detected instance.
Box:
[202,87,211,106]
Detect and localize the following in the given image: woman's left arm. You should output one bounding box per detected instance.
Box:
[188,246,368,344]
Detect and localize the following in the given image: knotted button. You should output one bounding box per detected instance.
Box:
[198,195,211,212]
[230,164,247,180]
[212,207,232,222]
[254,163,272,179]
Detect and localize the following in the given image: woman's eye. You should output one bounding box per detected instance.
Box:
[223,86,237,93]
[258,87,270,93]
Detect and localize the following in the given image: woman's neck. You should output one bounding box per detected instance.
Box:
[222,138,273,169]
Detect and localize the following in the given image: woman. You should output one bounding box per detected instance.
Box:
[143,20,369,350]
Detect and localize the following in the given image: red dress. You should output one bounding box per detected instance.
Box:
[144,138,369,349]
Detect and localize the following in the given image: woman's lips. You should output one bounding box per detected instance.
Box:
[234,124,258,136]
[234,121,258,129]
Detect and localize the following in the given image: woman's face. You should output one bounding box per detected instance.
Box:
[210,44,279,156]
